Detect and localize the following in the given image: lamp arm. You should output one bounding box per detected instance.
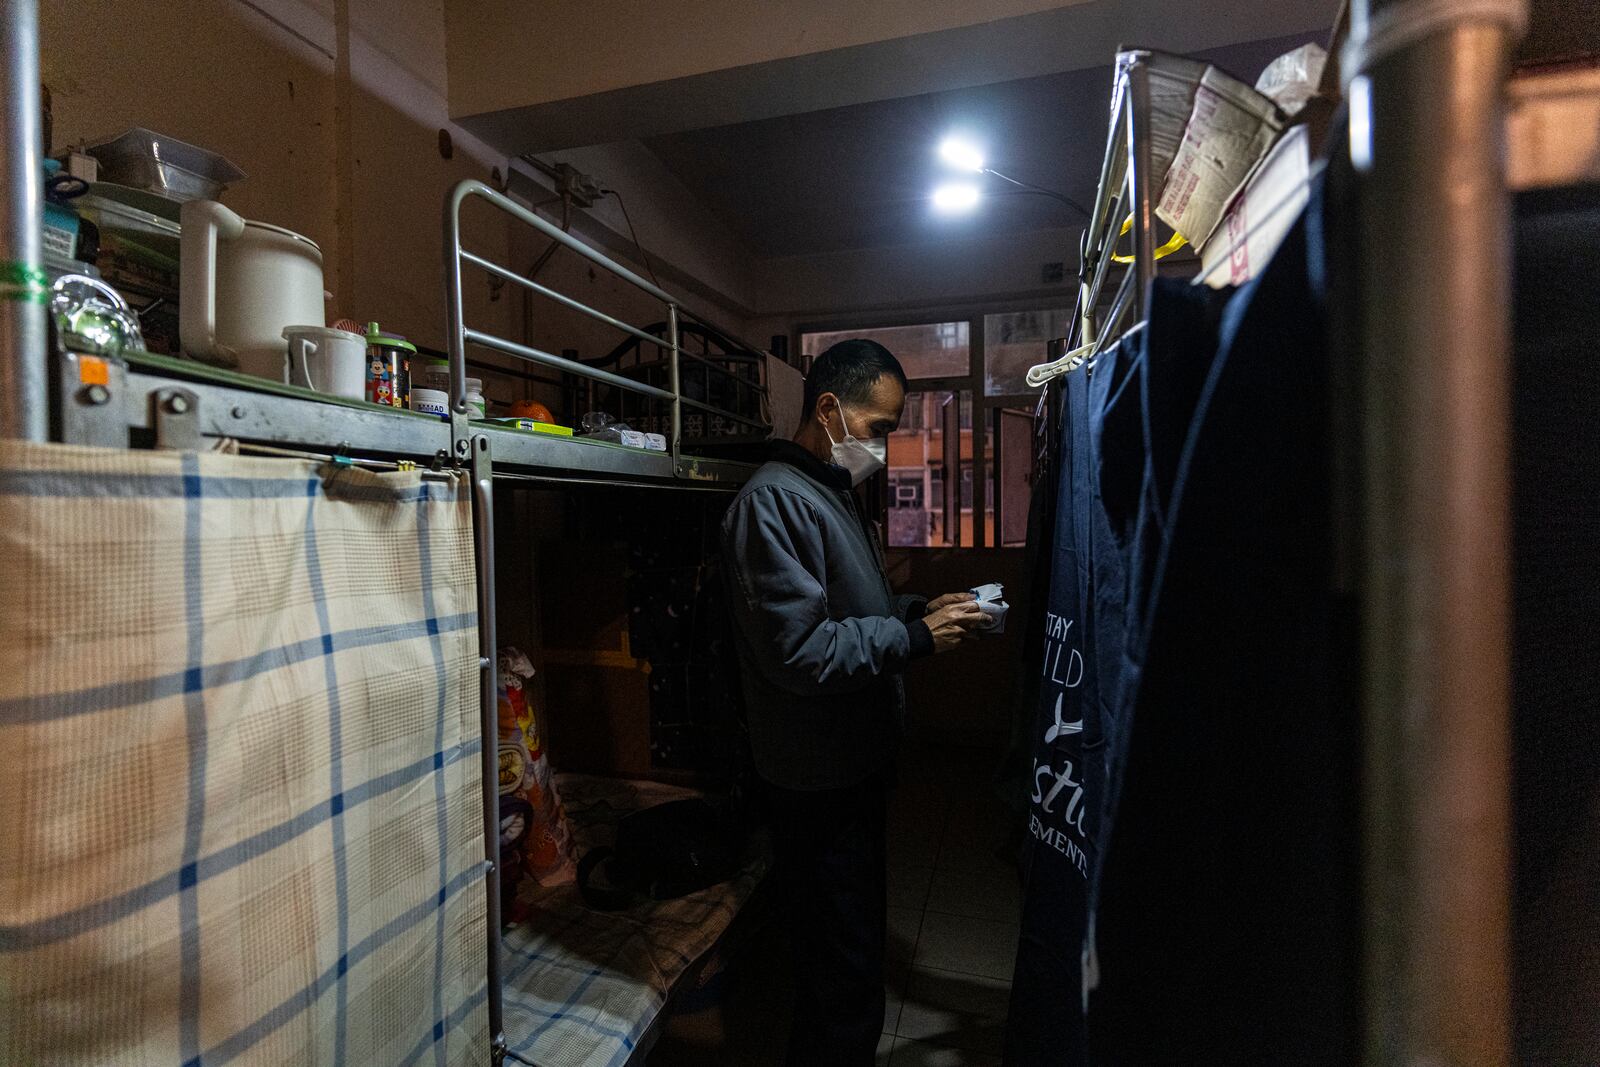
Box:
[983,168,1091,217]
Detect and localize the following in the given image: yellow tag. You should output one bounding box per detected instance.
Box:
[78,356,109,386]
[1109,215,1190,264]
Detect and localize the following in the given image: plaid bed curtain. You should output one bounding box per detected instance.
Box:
[0,442,490,1067]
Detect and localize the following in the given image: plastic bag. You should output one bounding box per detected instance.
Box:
[497,647,576,918]
[578,411,664,450]
[1254,43,1328,118]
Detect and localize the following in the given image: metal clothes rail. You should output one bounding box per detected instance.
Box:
[1057,11,1527,1065]
[1070,51,1160,358]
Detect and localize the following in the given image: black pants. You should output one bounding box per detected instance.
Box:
[764,774,888,1067]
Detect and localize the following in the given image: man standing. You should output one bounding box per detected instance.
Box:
[721,338,984,1065]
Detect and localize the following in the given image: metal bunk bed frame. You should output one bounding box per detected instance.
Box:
[0,0,1557,1063]
[0,4,770,1059]
[442,177,773,1063]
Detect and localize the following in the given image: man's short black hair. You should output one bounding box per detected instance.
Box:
[802,339,908,420]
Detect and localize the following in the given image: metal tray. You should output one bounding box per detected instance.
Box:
[83,127,246,202]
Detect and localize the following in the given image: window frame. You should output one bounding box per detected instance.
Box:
[797,306,1049,549]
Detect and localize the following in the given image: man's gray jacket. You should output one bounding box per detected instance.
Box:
[721,441,932,791]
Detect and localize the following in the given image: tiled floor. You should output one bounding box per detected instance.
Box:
[879,745,1019,1065]
[650,744,1021,1067]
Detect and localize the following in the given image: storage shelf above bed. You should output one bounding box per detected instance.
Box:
[57,349,757,488]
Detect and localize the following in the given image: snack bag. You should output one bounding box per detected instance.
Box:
[497,647,576,919]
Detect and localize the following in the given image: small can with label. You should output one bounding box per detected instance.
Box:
[364,322,415,409]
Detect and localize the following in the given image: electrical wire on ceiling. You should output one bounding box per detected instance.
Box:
[602,187,662,291]
[510,155,665,291]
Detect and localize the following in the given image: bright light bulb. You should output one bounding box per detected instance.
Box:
[931,181,981,214]
[938,136,985,173]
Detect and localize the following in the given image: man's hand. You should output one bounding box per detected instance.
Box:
[923,600,986,653]
[926,591,976,613]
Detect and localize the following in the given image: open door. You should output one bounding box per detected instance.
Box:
[998,407,1033,547]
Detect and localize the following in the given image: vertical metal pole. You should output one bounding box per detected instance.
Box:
[1076,276,1097,353]
[468,439,505,1058]
[1352,5,1518,1064]
[1,0,48,442]
[666,304,681,471]
[989,405,1002,546]
[971,317,987,549]
[444,183,472,461]
[942,393,960,547]
[1124,63,1156,321]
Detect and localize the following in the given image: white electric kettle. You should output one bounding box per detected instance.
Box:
[179,200,325,381]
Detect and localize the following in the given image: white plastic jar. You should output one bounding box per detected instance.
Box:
[408,364,483,419]
[410,361,449,418]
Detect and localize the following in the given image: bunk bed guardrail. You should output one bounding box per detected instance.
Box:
[582,321,768,446]
[444,180,770,473]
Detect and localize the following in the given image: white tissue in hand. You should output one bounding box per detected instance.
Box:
[969,582,1008,634]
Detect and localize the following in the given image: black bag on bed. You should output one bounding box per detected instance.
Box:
[577,798,741,911]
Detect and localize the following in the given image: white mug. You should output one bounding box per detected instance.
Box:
[283,325,366,400]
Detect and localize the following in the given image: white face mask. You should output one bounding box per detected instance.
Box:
[824,403,888,487]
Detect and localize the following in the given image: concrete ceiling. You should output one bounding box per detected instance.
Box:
[642,31,1328,259]
[450,0,1340,153]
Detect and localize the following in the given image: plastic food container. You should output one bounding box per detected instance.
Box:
[409,364,485,419]
[83,128,246,203]
[411,387,449,418]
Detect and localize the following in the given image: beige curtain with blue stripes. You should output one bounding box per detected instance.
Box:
[0,442,489,1067]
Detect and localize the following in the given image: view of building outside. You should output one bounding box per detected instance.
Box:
[885,391,993,547]
[801,315,1061,549]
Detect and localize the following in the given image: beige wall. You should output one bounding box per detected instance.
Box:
[44,1,340,289]
[746,226,1082,353]
[44,0,519,355]
[39,1,1087,420]
[524,141,759,315]
[761,225,1079,322]
[42,0,760,425]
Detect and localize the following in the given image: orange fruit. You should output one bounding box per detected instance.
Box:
[509,400,554,423]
